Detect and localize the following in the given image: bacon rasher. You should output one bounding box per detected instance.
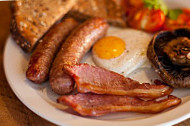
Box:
[58,93,181,116]
[64,64,173,99]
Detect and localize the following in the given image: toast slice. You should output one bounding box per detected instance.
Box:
[68,0,126,27]
[10,0,76,52]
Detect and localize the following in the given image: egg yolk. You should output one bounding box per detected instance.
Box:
[93,36,126,59]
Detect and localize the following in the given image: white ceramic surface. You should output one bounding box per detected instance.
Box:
[4,1,190,125]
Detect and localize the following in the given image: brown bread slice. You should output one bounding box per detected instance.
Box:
[10,0,76,52]
[67,0,127,27]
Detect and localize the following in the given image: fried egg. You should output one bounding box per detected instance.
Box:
[92,27,152,76]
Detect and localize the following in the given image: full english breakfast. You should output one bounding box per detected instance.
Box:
[10,0,190,117]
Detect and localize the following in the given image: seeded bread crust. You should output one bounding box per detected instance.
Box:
[68,0,126,27]
[10,0,76,52]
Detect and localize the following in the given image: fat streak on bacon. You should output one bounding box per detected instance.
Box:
[58,93,181,116]
[64,64,173,99]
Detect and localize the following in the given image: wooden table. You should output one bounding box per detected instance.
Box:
[0,1,189,126]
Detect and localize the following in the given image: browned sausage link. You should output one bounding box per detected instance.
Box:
[50,17,108,94]
[26,18,78,83]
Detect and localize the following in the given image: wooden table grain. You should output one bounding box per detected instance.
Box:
[0,1,189,126]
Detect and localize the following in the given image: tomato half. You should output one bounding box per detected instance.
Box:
[128,8,166,32]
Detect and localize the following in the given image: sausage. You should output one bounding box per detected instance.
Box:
[26,18,78,83]
[49,17,108,94]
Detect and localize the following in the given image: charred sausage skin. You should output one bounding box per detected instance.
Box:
[26,18,78,83]
[50,17,108,95]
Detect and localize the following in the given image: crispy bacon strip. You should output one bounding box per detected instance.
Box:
[64,64,173,98]
[58,93,181,116]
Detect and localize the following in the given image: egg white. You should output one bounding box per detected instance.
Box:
[92,27,152,76]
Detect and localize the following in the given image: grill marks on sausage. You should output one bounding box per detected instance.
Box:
[49,18,109,94]
[58,93,181,116]
[26,18,78,83]
[64,64,173,99]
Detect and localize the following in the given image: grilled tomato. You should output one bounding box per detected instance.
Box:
[127,0,167,32]
[128,8,165,32]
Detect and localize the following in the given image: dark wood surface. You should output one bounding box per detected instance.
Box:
[0,1,189,126]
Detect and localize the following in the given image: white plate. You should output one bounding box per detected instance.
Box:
[4,1,190,125]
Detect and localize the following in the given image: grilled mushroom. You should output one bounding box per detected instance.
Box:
[147,28,190,88]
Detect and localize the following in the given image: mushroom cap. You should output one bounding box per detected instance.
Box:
[147,28,190,88]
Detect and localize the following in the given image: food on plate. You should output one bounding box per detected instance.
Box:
[68,0,126,27]
[163,9,190,30]
[92,27,152,76]
[10,0,76,52]
[124,0,190,32]
[64,64,173,99]
[26,18,78,84]
[58,93,181,116]
[124,0,167,32]
[147,28,190,88]
[10,0,188,119]
[49,18,108,95]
